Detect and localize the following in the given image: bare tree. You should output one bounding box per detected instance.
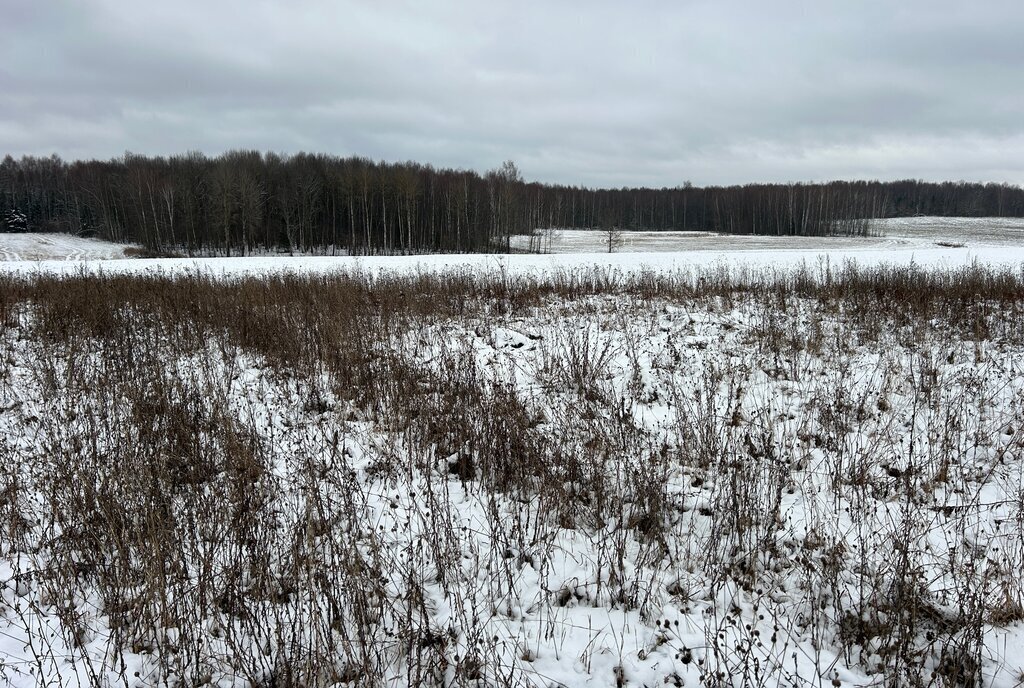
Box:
[605,226,624,253]
[5,152,1024,255]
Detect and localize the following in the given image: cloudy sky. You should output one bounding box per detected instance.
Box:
[2,0,1022,187]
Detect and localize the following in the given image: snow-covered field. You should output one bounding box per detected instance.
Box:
[0,233,138,261]
[2,222,1024,686]
[509,217,1024,254]
[1,266,1023,687]
[3,217,1024,279]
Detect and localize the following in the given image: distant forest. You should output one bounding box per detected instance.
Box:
[2,152,1023,254]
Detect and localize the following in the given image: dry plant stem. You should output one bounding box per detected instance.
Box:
[0,263,1021,687]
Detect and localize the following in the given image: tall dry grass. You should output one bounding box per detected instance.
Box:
[0,263,1021,686]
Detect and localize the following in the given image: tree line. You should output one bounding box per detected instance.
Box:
[1,151,1022,254]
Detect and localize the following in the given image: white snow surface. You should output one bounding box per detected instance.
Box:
[2,217,1024,278]
[2,276,1024,686]
[2,219,1024,686]
[0,233,138,261]
[510,217,1024,254]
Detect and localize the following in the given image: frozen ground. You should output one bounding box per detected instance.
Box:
[2,224,1024,687]
[2,217,1024,278]
[1,269,1023,687]
[510,217,1024,254]
[0,233,137,261]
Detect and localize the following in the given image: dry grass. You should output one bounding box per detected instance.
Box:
[0,263,1022,686]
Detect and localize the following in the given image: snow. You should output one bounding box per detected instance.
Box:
[1,290,1023,686]
[2,217,1024,278]
[2,220,1024,686]
[2,244,1023,281]
[0,233,138,262]
[510,217,1024,254]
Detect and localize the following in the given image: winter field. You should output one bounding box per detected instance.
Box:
[3,217,1024,278]
[0,233,140,262]
[1,220,1024,687]
[509,218,1024,255]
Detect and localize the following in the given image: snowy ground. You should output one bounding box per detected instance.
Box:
[1,268,1023,687]
[2,223,1024,686]
[0,233,138,261]
[510,217,1024,254]
[3,217,1024,278]
[1,241,1024,280]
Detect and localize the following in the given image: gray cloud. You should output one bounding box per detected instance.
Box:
[2,0,1022,186]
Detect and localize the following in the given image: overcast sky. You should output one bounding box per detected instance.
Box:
[2,0,1023,187]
